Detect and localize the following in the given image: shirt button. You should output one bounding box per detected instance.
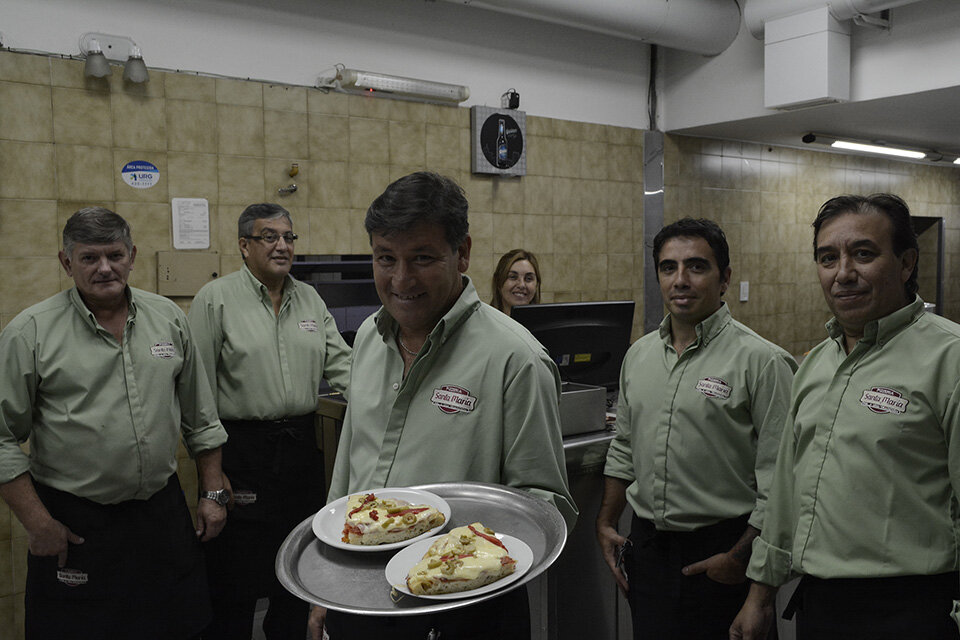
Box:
[393,382,399,390]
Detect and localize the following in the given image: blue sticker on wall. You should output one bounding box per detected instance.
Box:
[121,161,160,189]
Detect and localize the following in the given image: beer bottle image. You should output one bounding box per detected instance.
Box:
[497,118,508,168]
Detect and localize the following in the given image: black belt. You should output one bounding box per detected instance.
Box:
[222,414,316,474]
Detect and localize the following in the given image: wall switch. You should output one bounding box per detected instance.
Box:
[739,281,749,302]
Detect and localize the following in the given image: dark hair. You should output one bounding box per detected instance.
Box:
[490,249,542,311]
[652,218,730,278]
[812,193,919,297]
[63,207,133,256]
[238,203,293,238]
[365,171,469,250]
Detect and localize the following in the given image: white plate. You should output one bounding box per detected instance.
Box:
[384,532,533,600]
[313,488,451,552]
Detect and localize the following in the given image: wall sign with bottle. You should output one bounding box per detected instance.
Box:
[470,105,526,176]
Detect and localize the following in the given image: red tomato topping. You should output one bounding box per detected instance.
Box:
[347,493,376,517]
[468,524,507,550]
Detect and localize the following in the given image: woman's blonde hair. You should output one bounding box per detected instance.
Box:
[490,248,542,312]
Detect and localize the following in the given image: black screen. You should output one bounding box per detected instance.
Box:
[511,301,635,391]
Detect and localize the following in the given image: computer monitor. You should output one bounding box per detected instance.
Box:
[510,301,635,391]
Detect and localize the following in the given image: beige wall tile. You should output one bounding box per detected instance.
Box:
[553,291,582,304]
[308,114,350,162]
[166,99,217,153]
[264,110,308,158]
[0,200,58,258]
[265,158,309,206]
[217,104,264,157]
[116,201,171,255]
[0,258,61,315]
[389,121,426,166]
[308,89,349,115]
[469,211,493,248]
[0,141,55,199]
[0,537,11,597]
[579,142,608,181]
[581,217,607,254]
[492,213,524,254]
[0,502,9,542]
[349,164,391,210]
[425,124,460,171]
[553,179,582,216]
[554,139,580,179]
[52,87,112,147]
[349,95,392,120]
[0,594,13,640]
[113,151,167,203]
[309,161,350,208]
[522,176,554,215]
[607,217,634,254]
[0,51,50,84]
[216,78,262,107]
[553,216,580,258]
[580,180,609,217]
[216,205,243,256]
[424,104,461,127]
[167,153,219,205]
[0,81,53,143]
[307,208,352,254]
[462,174,492,213]
[350,208,372,252]
[111,94,166,151]
[164,73,215,102]
[523,215,553,255]
[55,144,114,201]
[218,156,265,205]
[527,136,557,178]
[491,177,523,214]
[264,84,307,112]
[349,119,390,164]
[388,100,426,123]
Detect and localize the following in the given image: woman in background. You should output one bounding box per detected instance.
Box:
[491,248,541,315]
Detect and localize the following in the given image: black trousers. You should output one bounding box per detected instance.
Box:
[26,474,210,640]
[202,415,322,640]
[325,587,531,640]
[789,573,960,640]
[625,514,752,640]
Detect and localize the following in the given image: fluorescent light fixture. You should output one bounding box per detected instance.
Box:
[954,158,960,165]
[318,65,469,104]
[829,140,926,159]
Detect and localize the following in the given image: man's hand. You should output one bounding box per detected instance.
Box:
[729,582,777,640]
[195,498,227,541]
[309,605,327,640]
[682,551,748,584]
[597,523,629,594]
[28,516,84,568]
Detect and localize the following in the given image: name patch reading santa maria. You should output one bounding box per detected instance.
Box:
[150,342,176,358]
[696,377,732,399]
[431,385,477,414]
[860,387,909,415]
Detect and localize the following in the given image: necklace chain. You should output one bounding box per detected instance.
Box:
[397,333,420,356]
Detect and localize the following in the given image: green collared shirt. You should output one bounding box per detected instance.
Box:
[0,287,226,504]
[188,265,352,420]
[327,276,578,531]
[748,298,960,586]
[604,304,797,532]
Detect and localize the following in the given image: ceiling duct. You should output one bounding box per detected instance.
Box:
[745,0,925,38]
[437,0,742,56]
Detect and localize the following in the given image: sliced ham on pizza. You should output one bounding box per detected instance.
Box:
[341,493,446,545]
[406,522,517,595]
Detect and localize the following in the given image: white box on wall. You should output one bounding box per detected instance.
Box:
[471,106,527,176]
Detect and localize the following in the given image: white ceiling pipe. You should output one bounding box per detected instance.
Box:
[745,0,926,38]
[437,0,742,56]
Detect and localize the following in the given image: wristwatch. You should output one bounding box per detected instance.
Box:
[200,488,231,507]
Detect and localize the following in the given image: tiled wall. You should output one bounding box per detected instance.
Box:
[664,135,960,356]
[0,50,646,639]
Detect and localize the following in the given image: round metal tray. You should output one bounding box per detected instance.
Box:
[275,481,568,615]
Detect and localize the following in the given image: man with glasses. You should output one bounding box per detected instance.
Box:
[189,203,352,640]
[0,207,228,639]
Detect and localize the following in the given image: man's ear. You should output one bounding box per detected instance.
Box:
[58,250,72,276]
[457,235,472,274]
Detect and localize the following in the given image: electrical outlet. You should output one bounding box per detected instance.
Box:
[739,281,749,302]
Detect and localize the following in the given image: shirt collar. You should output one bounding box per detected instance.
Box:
[240,263,295,304]
[826,295,925,348]
[658,302,731,349]
[374,274,480,344]
[68,286,136,329]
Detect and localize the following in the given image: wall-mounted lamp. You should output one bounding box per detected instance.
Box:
[802,133,932,161]
[79,33,149,83]
[317,64,469,104]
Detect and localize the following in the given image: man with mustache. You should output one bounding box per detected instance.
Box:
[189,203,352,640]
[597,218,796,639]
[732,194,960,639]
[0,207,228,639]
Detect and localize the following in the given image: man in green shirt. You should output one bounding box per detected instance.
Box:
[597,218,796,639]
[316,171,576,640]
[0,207,228,639]
[189,203,352,640]
[732,194,960,640]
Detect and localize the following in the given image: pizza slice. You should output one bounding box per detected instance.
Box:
[341,492,446,545]
[406,522,517,595]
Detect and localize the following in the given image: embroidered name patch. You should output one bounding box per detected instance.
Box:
[860,387,909,415]
[232,489,257,506]
[150,342,176,359]
[431,385,477,414]
[696,377,732,399]
[57,568,88,587]
[298,320,319,332]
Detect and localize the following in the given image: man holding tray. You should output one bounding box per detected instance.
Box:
[313,171,576,640]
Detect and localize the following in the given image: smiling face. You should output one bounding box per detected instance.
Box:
[59,241,136,309]
[500,259,538,312]
[814,211,916,342]
[240,216,294,286]
[657,236,730,330]
[372,222,471,338]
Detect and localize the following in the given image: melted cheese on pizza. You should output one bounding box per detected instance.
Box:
[406,522,516,594]
[342,493,445,545]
